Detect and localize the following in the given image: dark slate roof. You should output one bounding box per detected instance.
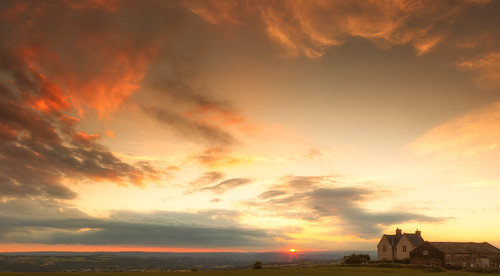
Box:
[384,234,402,246]
[429,242,500,254]
[405,234,425,247]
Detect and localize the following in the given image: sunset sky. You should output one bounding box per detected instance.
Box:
[1,0,500,253]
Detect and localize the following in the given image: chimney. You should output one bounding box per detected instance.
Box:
[396,228,402,236]
[415,229,421,236]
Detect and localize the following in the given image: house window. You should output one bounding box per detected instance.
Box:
[423,250,428,255]
[403,245,407,252]
[383,246,386,252]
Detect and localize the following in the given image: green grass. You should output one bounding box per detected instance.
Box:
[0,266,489,276]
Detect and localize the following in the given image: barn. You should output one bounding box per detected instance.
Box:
[410,241,500,269]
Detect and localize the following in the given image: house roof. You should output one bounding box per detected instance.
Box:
[405,234,425,247]
[429,242,500,254]
[384,234,402,246]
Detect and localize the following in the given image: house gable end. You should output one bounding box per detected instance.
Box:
[377,235,391,248]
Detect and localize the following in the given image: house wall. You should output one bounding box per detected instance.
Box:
[395,235,415,260]
[444,253,477,268]
[486,255,500,268]
[444,253,473,268]
[377,236,393,261]
[444,254,500,268]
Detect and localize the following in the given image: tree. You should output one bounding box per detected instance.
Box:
[343,253,371,264]
[253,261,263,269]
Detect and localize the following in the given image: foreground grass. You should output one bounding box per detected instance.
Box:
[0,266,488,276]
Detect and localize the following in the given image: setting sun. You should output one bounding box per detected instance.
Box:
[289,249,296,253]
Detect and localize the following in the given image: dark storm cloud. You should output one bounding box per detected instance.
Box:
[201,178,253,194]
[0,199,279,247]
[247,176,448,238]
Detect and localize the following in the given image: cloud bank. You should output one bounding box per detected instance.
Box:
[246,176,447,238]
[0,199,279,248]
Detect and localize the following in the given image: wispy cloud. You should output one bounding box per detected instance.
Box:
[457,51,500,89]
[184,0,487,58]
[258,190,287,200]
[410,102,500,158]
[184,0,500,93]
[152,110,237,146]
[189,147,252,168]
[201,178,253,194]
[140,52,249,146]
[189,171,226,187]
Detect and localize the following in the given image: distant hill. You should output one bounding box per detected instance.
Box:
[0,250,377,272]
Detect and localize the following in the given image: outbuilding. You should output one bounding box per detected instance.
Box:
[410,242,500,269]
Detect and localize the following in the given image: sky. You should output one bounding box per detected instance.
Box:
[1,0,500,253]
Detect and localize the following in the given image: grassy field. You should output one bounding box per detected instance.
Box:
[0,266,489,276]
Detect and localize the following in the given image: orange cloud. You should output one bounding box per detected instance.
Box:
[185,104,246,127]
[457,52,500,90]
[62,49,153,119]
[414,35,445,56]
[0,123,18,141]
[185,0,486,58]
[190,147,252,168]
[3,1,159,119]
[410,102,500,157]
[102,130,115,138]
[72,131,101,145]
[15,47,72,114]
[182,0,240,26]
